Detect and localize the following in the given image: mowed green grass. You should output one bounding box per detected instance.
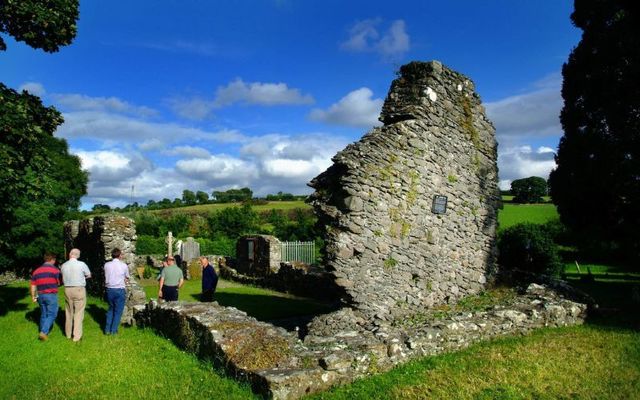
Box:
[0,282,257,400]
[498,202,559,231]
[2,282,638,400]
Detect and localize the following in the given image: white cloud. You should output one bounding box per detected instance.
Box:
[52,93,158,117]
[50,89,351,208]
[57,111,247,147]
[167,145,211,159]
[176,155,259,185]
[75,150,153,184]
[214,78,314,107]
[485,73,562,143]
[498,146,556,190]
[341,19,380,52]
[18,82,46,96]
[166,96,215,120]
[377,20,410,58]
[341,19,410,59]
[309,87,383,128]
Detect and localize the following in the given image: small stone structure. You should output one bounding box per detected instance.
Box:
[307,60,500,321]
[236,235,282,276]
[63,215,146,324]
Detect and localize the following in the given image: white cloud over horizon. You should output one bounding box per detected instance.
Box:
[485,73,563,145]
[20,73,567,208]
[498,146,556,190]
[309,87,383,128]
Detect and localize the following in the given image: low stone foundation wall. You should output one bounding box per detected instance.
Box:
[136,283,587,399]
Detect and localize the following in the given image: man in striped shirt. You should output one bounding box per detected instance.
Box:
[30,252,61,341]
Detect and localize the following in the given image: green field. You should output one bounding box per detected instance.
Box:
[498,202,559,231]
[149,200,310,214]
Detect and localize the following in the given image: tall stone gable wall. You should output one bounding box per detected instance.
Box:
[63,215,146,324]
[308,61,500,321]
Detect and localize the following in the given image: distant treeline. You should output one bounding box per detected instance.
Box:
[91,188,308,213]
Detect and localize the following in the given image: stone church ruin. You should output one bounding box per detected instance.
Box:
[66,61,587,399]
[308,60,500,323]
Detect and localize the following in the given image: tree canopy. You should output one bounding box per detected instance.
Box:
[1,0,84,272]
[511,176,548,204]
[0,85,87,271]
[549,0,640,259]
[0,0,79,52]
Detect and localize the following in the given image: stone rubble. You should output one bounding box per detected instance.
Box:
[136,283,587,399]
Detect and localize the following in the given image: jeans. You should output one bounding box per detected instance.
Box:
[37,293,59,335]
[105,288,126,334]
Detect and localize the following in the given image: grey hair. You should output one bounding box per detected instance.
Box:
[69,248,81,258]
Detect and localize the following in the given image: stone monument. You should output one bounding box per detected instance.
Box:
[179,237,200,263]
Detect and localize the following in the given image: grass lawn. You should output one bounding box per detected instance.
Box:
[139,278,335,321]
[498,202,559,231]
[0,282,257,400]
[1,280,638,399]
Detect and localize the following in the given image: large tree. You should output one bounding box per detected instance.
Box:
[0,86,87,272]
[1,0,84,272]
[0,0,79,52]
[511,176,548,204]
[549,0,640,259]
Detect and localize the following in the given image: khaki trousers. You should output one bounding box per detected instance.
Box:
[64,286,87,340]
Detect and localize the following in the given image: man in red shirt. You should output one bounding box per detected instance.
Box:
[30,252,61,341]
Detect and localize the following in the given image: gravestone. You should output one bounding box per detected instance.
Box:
[180,237,200,263]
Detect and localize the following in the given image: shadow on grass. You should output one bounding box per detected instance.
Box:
[0,285,29,315]
[569,278,640,330]
[86,304,106,331]
[182,291,338,324]
[24,305,66,336]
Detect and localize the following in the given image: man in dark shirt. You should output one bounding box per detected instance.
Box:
[30,252,61,341]
[200,256,218,302]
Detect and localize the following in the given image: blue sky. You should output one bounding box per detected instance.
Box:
[1,0,581,208]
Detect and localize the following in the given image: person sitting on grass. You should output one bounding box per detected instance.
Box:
[30,252,61,341]
[158,256,183,301]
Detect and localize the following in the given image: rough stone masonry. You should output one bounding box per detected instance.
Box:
[308,60,500,323]
[64,215,146,325]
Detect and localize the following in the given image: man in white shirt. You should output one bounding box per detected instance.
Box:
[103,248,130,335]
[60,248,91,342]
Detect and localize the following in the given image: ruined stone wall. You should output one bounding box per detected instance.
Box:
[137,284,587,399]
[308,61,500,321]
[236,235,282,276]
[64,215,146,324]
